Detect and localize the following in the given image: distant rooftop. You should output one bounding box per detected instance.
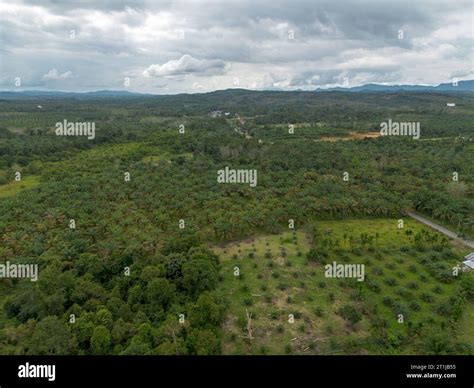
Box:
[463,253,474,269]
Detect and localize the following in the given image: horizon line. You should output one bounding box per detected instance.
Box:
[1,79,472,96]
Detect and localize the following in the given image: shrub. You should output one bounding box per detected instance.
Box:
[338,305,362,326]
[372,267,384,276]
[407,281,419,290]
[460,276,474,300]
[314,307,324,317]
[395,287,412,300]
[421,293,434,303]
[306,248,328,264]
[432,286,443,294]
[436,302,452,316]
[367,279,381,293]
[384,278,397,286]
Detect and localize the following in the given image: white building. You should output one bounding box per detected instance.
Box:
[462,252,474,271]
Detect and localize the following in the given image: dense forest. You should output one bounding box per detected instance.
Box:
[0,90,473,355]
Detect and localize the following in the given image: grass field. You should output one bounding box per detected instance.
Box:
[459,302,474,345]
[142,151,193,164]
[0,175,40,198]
[213,219,471,355]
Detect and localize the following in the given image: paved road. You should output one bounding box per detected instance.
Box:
[406,211,474,249]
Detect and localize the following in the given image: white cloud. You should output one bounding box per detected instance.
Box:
[41,68,73,81]
[0,0,471,93]
[143,55,227,78]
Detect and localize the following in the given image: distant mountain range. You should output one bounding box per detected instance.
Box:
[0,90,149,99]
[0,80,472,99]
[318,80,474,92]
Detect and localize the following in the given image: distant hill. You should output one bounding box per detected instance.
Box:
[0,80,472,100]
[319,80,474,92]
[0,90,150,100]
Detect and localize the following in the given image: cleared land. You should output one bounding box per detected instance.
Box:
[213,219,471,355]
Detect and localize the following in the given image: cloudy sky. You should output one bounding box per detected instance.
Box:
[0,0,472,94]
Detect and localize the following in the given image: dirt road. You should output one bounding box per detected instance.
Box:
[406,211,474,249]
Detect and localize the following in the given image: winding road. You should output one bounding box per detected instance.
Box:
[406,211,474,249]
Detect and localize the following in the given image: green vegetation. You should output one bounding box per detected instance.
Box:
[459,302,474,345]
[215,220,472,354]
[0,90,472,355]
[0,175,40,197]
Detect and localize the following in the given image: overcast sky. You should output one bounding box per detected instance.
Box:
[1,0,472,94]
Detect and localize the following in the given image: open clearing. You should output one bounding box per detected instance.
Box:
[0,175,40,198]
[213,218,472,354]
